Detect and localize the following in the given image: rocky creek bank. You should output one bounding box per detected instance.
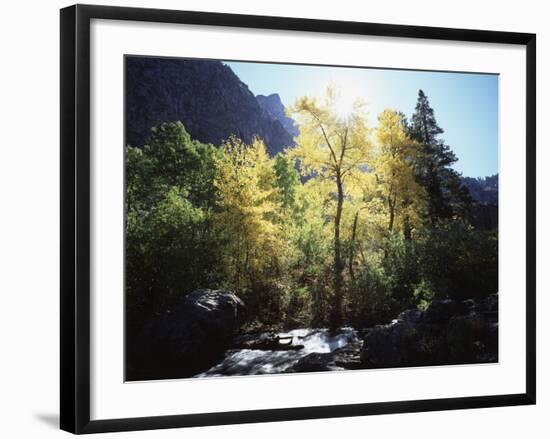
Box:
[291,294,498,373]
[128,289,498,380]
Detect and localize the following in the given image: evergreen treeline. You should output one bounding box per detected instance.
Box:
[126,88,498,335]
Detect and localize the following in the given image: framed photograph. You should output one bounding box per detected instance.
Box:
[60,4,536,434]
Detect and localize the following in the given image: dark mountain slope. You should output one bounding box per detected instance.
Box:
[256,93,299,139]
[461,174,498,230]
[461,174,498,205]
[125,57,294,155]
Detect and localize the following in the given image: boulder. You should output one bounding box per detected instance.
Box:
[360,295,498,369]
[287,353,337,373]
[483,322,499,353]
[396,308,423,325]
[423,300,457,323]
[285,340,363,373]
[475,293,498,322]
[128,289,244,380]
[361,321,421,368]
[459,299,476,314]
[446,313,486,363]
[332,340,365,370]
[231,333,304,351]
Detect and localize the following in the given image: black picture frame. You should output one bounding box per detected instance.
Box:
[60,4,536,434]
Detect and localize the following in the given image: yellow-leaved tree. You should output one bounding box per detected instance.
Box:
[288,86,374,329]
[373,109,426,238]
[214,136,284,293]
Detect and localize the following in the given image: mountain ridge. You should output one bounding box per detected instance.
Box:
[125,57,294,156]
[256,93,299,140]
[461,174,498,205]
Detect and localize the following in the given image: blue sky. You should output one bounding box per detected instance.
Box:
[226,61,498,178]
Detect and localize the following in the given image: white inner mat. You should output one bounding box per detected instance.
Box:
[90,18,527,420]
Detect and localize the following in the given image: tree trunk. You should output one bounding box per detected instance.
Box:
[427,162,437,225]
[403,213,412,241]
[349,210,359,281]
[331,175,345,331]
[388,195,396,232]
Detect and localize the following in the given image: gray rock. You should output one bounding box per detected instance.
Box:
[286,340,363,373]
[475,293,498,315]
[424,300,458,323]
[483,322,499,352]
[361,321,426,368]
[397,308,423,324]
[458,299,475,314]
[486,293,499,313]
[360,296,498,368]
[446,313,486,363]
[332,340,364,370]
[128,289,244,380]
[287,353,338,372]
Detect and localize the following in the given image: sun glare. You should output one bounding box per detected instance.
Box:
[327,77,366,119]
[334,92,357,119]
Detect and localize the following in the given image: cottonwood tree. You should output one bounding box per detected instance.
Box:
[288,86,373,329]
[214,136,285,292]
[374,109,426,238]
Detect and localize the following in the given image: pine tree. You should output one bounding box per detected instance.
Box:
[409,90,471,223]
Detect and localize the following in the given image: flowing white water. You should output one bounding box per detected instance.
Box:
[195,328,357,377]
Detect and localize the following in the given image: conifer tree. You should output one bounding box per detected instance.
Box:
[409,90,471,223]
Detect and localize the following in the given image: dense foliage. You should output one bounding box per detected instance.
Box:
[126,89,498,334]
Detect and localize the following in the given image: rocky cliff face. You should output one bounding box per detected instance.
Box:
[125,57,294,156]
[256,93,299,139]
